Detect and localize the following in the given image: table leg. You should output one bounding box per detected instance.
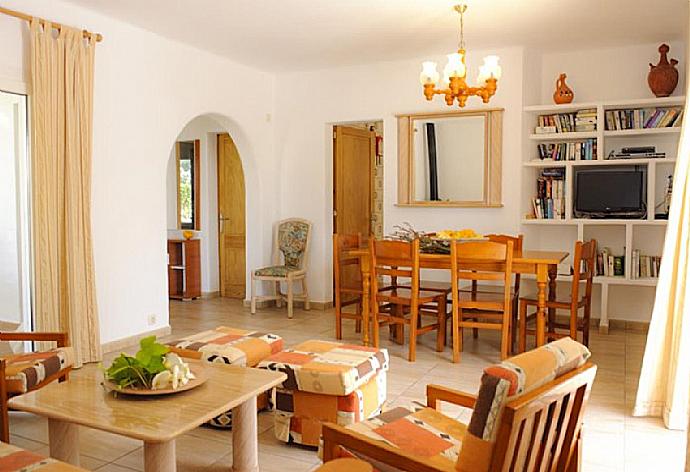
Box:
[536,264,548,347]
[360,256,371,347]
[144,440,176,472]
[232,396,259,472]
[48,419,79,466]
[547,265,558,335]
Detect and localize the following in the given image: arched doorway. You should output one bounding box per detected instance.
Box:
[165,116,247,300]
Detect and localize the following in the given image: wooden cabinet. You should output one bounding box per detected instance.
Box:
[168,239,201,300]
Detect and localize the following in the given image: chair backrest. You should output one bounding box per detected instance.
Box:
[485,234,523,293]
[570,239,597,304]
[450,240,514,315]
[456,337,594,472]
[273,218,312,269]
[370,238,420,295]
[333,233,363,292]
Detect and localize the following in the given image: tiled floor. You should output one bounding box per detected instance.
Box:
[10,298,687,471]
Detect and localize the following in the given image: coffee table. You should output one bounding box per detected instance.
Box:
[9,361,286,472]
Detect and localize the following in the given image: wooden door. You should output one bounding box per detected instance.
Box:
[333,126,375,237]
[217,133,246,299]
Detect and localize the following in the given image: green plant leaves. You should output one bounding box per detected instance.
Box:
[105,336,171,389]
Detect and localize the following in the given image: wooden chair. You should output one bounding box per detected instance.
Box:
[0,332,72,442]
[519,239,597,351]
[333,233,364,339]
[322,340,597,472]
[450,240,514,362]
[371,238,446,362]
[251,218,312,318]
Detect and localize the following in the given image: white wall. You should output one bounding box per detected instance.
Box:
[274,46,525,303]
[0,0,278,345]
[166,115,225,294]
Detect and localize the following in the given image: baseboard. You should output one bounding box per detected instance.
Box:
[201,291,220,299]
[242,299,333,310]
[101,325,172,354]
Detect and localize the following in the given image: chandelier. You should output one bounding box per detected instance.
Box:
[419,4,501,107]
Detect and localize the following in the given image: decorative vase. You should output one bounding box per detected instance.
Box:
[182,230,194,240]
[648,44,678,97]
[553,73,574,104]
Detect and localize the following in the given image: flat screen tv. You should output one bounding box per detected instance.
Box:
[574,168,646,218]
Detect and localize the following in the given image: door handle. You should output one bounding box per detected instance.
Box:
[219,213,230,233]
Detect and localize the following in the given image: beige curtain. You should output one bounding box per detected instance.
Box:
[632,65,690,429]
[30,20,101,365]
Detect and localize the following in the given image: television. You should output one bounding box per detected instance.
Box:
[574,167,646,218]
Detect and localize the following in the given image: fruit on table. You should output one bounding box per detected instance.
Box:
[435,229,482,240]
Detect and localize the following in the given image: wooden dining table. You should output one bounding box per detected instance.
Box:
[343,248,569,349]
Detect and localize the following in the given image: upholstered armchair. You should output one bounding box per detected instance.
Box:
[0,331,73,442]
[321,337,596,472]
[251,218,312,318]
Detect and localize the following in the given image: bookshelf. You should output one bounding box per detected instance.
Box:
[521,95,684,333]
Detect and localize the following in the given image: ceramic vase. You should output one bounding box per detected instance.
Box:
[553,73,574,104]
[648,44,678,97]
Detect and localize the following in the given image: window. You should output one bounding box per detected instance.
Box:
[0,90,30,330]
[177,140,200,230]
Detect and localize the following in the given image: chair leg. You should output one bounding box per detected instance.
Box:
[302,278,310,310]
[519,300,528,353]
[355,301,362,333]
[583,303,591,347]
[500,315,510,360]
[511,298,519,354]
[472,321,479,339]
[275,281,282,308]
[373,300,380,349]
[287,278,294,319]
[409,307,418,362]
[335,295,342,341]
[250,277,257,314]
[0,362,8,443]
[436,299,445,353]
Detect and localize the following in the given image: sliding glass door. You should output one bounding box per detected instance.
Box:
[0,90,30,332]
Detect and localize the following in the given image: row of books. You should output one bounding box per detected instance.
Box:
[604,107,683,130]
[535,109,597,134]
[631,250,661,279]
[597,248,624,277]
[537,139,597,161]
[532,169,566,220]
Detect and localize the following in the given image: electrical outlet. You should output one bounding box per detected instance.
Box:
[147,314,157,326]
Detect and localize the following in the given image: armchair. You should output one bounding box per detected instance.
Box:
[0,331,73,442]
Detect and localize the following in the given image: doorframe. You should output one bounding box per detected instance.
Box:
[216,132,247,299]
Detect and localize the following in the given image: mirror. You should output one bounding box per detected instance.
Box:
[397,109,503,207]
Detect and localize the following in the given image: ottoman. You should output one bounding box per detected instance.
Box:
[258,340,389,447]
[166,326,283,427]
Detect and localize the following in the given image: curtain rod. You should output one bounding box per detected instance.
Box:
[0,5,103,42]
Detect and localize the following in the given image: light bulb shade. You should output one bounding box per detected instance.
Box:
[419,61,440,85]
[481,55,502,80]
[444,52,466,79]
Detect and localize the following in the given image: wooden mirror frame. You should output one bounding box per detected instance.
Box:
[397,108,503,208]
[176,139,201,230]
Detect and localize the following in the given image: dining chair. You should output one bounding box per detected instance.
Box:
[461,234,522,350]
[333,233,364,339]
[519,239,597,350]
[251,218,312,318]
[450,239,514,362]
[370,238,446,362]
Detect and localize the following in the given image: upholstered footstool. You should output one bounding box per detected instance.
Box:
[258,340,389,447]
[166,326,283,428]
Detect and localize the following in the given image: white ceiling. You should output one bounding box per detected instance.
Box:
[65,0,688,72]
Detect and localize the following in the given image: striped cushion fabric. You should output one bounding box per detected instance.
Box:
[2,347,74,394]
[0,441,85,471]
[456,337,591,472]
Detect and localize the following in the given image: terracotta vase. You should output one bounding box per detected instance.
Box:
[648,44,678,97]
[553,73,574,104]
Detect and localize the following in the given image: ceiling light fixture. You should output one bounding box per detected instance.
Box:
[420,4,501,107]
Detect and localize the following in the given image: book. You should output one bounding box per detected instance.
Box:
[605,106,682,130]
[533,168,565,220]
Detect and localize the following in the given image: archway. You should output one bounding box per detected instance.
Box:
[165,114,249,300]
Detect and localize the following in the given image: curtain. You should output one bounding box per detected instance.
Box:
[30,20,101,365]
[632,62,690,429]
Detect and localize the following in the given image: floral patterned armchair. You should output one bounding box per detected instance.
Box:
[251,218,312,318]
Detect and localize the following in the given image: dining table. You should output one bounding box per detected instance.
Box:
[343,247,569,349]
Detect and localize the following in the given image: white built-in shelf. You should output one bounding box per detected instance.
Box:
[523,102,600,113]
[523,96,685,113]
[603,127,681,137]
[522,273,658,287]
[523,158,676,168]
[521,218,667,226]
[529,131,597,141]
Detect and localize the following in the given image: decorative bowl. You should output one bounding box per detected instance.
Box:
[105,366,207,396]
[182,230,195,240]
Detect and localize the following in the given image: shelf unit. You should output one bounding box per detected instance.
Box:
[167,239,201,300]
[521,96,684,333]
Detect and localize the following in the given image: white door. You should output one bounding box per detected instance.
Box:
[0,90,30,334]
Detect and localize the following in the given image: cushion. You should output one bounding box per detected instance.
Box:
[254,265,302,277]
[258,340,389,396]
[166,326,283,367]
[456,337,591,472]
[327,405,467,472]
[0,441,84,471]
[2,347,74,394]
[278,220,310,268]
